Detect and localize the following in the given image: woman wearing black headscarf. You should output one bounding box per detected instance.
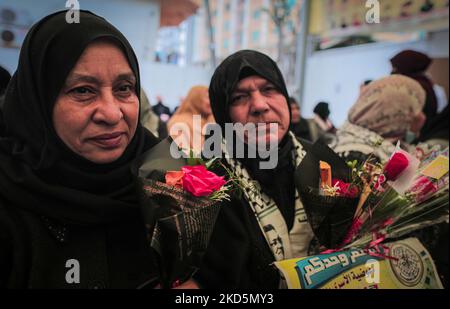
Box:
[390,50,438,138]
[193,50,348,288]
[313,101,336,135]
[0,11,160,288]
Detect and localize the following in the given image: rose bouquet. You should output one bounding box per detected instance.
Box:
[333,144,449,252]
[274,142,448,289]
[295,141,362,249]
[134,138,231,288]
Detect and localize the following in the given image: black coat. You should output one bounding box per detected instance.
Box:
[195,140,349,288]
[0,202,158,289]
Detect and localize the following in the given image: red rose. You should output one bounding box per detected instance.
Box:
[410,176,437,200]
[182,165,226,197]
[384,152,409,181]
[332,179,359,198]
[346,185,360,198]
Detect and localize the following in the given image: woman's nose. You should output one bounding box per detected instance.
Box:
[249,91,270,117]
[92,91,123,125]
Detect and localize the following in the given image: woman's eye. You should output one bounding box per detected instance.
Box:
[118,85,131,92]
[262,86,277,93]
[71,87,94,95]
[116,84,135,95]
[231,94,246,104]
[67,87,96,101]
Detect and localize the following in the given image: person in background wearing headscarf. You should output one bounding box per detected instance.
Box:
[329,75,426,164]
[140,89,168,139]
[152,95,172,121]
[167,86,214,154]
[189,50,348,288]
[0,11,162,288]
[0,65,11,107]
[359,79,373,93]
[289,97,319,142]
[329,74,449,287]
[390,50,439,138]
[313,101,337,135]
[418,104,449,149]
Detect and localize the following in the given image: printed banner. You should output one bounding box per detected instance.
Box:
[274,238,443,289]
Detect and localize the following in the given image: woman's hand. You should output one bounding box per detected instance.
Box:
[173,279,200,289]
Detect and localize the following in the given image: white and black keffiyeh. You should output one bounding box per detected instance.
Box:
[223,132,315,261]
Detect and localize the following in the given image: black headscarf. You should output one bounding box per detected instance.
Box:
[313,102,330,121]
[209,50,296,229]
[391,50,432,75]
[209,50,291,132]
[418,104,449,142]
[390,50,438,135]
[0,11,159,225]
[0,65,11,96]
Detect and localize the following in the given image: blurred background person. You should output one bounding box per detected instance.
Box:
[359,79,373,93]
[167,85,214,154]
[152,95,172,122]
[418,104,449,148]
[312,101,337,135]
[139,90,168,139]
[390,50,439,138]
[289,97,319,142]
[329,75,426,163]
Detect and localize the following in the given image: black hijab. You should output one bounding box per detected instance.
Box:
[313,102,330,121]
[209,50,296,229]
[0,65,10,96]
[0,11,159,225]
[209,50,291,131]
[390,50,438,135]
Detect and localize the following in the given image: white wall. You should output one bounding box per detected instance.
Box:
[302,30,450,127]
[0,0,212,110]
[140,61,212,109]
[0,0,159,69]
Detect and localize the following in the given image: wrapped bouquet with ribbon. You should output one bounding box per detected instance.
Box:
[341,144,449,251]
[277,142,449,289]
[134,138,232,289]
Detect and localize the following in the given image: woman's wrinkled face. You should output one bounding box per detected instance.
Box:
[229,75,290,146]
[53,40,139,164]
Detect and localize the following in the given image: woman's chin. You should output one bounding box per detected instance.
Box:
[83,149,126,164]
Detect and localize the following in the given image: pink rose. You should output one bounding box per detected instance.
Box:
[182,165,226,197]
[384,152,409,181]
[165,171,185,188]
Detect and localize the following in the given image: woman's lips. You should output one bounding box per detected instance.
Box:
[89,132,125,148]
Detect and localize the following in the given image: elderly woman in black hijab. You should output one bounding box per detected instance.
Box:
[0,11,160,288]
[192,50,348,288]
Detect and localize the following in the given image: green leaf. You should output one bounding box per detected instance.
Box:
[205,157,220,170]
